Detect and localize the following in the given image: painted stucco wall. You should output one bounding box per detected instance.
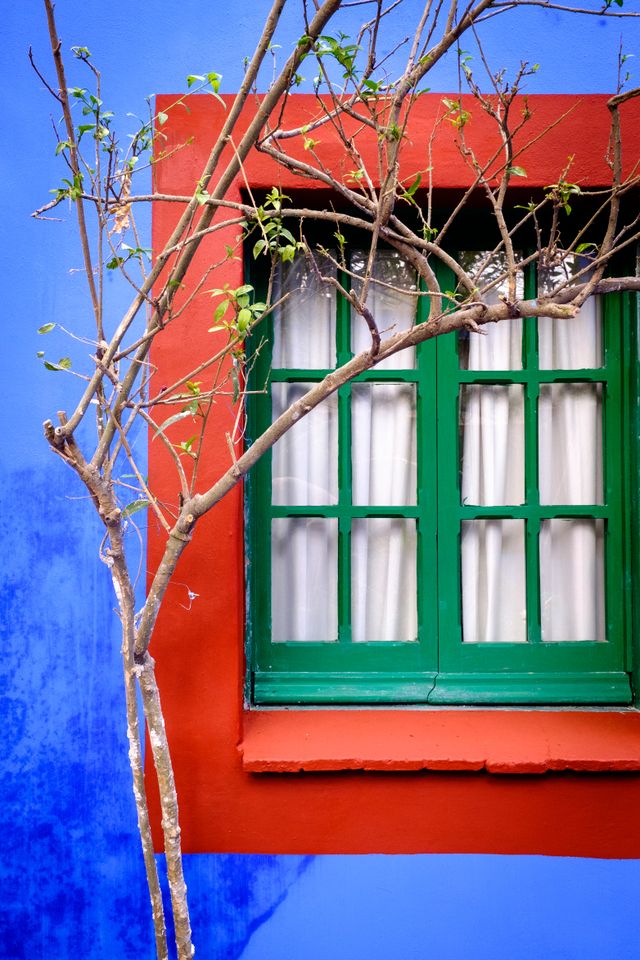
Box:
[3,3,640,958]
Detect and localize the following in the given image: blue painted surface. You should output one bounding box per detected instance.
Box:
[3,3,640,958]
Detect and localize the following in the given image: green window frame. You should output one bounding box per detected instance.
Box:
[246,252,637,706]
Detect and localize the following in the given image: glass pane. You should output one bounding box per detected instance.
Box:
[458,251,523,370]
[460,385,525,506]
[351,250,417,369]
[540,519,605,641]
[273,258,336,369]
[271,518,338,642]
[539,259,602,369]
[272,383,338,505]
[539,383,602,505]
[352,384,417,505]
[351,519,417,642]
[461,520,527,643]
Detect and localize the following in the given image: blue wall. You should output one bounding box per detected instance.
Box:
[3,3,640,958]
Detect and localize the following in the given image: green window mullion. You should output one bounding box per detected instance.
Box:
[433,262,464,665]
[525,381,542,645]
[270,369,331,382]
[602,293,626,657]
[523,264,541,647]
[625,289,640,686]
[338,383,353,644]
[337,268,351,364]
[416,289,438,666]
[246,298,275,686]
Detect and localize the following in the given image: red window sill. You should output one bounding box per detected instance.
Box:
[241,708,640,774]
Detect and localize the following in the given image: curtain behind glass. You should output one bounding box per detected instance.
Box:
[460,252,603,643]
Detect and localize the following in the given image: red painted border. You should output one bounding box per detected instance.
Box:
[149,93,640,857]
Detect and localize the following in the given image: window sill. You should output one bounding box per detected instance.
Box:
[240,708,640,774]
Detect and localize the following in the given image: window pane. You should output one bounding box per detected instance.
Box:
[272,383,338,505]
[273,258,336,369]
[351,519,417,642]
[539,260,602,369]
[540,519,605,642]
[461,520,527,643]
[271,518,338,642]
[460,385,525,506]
[351,250,417,369]
[458,252,523,370]
[352,384,417,505]
[539,383,602,505]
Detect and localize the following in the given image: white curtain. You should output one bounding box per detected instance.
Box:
[350,253,418,641]
[460,253,526,642]
[351,383,417,642]
[538,288,604,642]
[271,259,339,642]
[461,254,604,643]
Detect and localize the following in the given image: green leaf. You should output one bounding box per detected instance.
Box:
[122,499,151,518]
[403,172,422,197]
[36,351,44,358]
[576,242,597,254]
[186,74,205,88]
[179,435,197,456]
[214,300,229,322]
[43,357,72,372]
[280,244,296,263]
[206,72,222,92]
[507,166,527,178]
[253,238,267,258]
[38,323,56,335]
[237,308,252,331]
[157,111,168,126]
[152,409,193,440]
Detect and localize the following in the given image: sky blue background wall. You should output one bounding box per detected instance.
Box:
[3,3,640,958]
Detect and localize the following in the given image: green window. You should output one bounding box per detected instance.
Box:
[247,249,636,705]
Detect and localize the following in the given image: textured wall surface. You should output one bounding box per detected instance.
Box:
[3,3,640,958]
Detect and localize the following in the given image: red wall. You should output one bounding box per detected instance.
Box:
[148,93,640,857]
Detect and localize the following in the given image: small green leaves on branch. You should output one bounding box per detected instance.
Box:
[314,34,360,80]
[208,284,266,340]
[38,323,56,335]
[545,177,581,215]
[400,173,422,204]
[50,172,84,202]
[442,97,471,130]
[43,357,72,372]
[245,188,303,263]
[186,72,224,104]
[106,244,151,271]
